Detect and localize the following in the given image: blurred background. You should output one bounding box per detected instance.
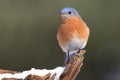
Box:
[0,0,120,80]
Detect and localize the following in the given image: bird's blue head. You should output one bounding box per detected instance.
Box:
[60,7,80,17]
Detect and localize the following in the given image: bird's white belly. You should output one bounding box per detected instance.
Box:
[62,38,86,54]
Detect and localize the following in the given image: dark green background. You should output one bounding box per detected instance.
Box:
[0,0,120,80]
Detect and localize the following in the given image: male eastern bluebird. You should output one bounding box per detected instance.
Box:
[57,7,90,63]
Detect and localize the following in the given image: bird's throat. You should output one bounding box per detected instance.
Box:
[61,16,81,24]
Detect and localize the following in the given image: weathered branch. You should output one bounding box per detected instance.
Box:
[0,50,86,80]
[0,69,17,74]
[24,73,57,80]
[60,50,85,80]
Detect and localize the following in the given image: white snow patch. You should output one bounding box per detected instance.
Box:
[0,67,65,80]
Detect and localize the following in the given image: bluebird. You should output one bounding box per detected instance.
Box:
[57,7,90,63]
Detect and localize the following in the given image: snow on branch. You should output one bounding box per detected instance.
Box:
[0,50,86,80]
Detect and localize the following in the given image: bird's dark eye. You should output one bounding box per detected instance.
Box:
[68,11,72,14]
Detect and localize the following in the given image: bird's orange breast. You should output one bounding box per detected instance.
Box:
[57,17,89,47]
